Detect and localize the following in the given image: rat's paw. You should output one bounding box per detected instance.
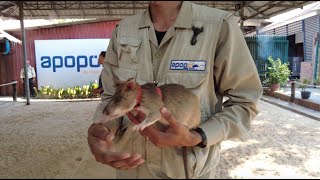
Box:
[132,124,146,131]
[132,124,138,131]
[132,120,156,131]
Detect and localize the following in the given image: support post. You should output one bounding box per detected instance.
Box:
[240,2,245,32]
[290,81,295,102]
[12,81,17,102]
[19,2,30,105]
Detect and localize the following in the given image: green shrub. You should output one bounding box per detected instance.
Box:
[36,81,100,99]
[264,56,291,86]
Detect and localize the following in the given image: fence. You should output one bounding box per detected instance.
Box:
[0,81,17,101]
[245,35,289,85]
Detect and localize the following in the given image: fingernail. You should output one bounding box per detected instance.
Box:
[161,107,168,113]
[106,133,114,141]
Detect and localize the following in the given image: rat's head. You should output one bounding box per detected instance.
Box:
[102,77,139,120]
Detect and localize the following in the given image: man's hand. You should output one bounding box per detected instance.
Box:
[87,123,145,170]
[126,107,202,147]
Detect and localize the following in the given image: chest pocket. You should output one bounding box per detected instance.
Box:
[117,37,142,69]
[165,72,209,121]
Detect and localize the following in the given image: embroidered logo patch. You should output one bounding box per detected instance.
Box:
[170,60,206,71]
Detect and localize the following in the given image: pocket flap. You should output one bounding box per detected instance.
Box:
[119,37,142,47]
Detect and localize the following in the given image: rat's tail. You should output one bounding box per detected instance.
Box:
[182,146,189,179]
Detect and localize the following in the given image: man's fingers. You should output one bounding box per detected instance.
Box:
[117,158,145,170]
[126,112,140,125]
[126,111,146,124]
[102,151,132,162]
[109,153,144,169]
[141,127,168,147]
[136,111,146,120]
[160,107,178,128]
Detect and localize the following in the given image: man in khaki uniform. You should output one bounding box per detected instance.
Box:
[88,1,263,179]
[20,60,37,97]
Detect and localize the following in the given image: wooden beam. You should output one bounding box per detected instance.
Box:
[247,4,268,17]
[244,2,283,20]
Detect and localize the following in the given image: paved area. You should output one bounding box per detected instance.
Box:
[261,95,320,121]
[0,96,319,179]
[277,86,320,105]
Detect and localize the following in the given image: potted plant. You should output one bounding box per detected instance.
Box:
[299,79,311,99]
[264,56,291,91]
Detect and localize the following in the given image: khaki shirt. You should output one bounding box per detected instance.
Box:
[92,1,263,179]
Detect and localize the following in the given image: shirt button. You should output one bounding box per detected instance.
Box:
[155,53,160,59]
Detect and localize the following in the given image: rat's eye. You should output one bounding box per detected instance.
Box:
[114,97,121,103]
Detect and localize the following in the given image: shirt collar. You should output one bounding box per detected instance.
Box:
[138,1,193,29]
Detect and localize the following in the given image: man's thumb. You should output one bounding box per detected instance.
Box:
[105,133,114,142]
[160,107,177,127]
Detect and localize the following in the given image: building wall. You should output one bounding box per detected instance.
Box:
[259,15,320,80]
[304,15,320,61]
[287,21,303,36]
[275,25,286,36]
[300,62,314,81]
[0,20,119,96]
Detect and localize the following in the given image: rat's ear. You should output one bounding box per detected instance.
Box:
[126,77,136,83]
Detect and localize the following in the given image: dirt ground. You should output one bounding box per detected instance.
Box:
[0,100,319,179]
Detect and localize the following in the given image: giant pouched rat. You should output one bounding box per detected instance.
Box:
[98,77,201,179]
[100,77,201,131]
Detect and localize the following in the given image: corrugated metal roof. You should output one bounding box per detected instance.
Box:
[259,1,320,33]
[0,1,316,21]
[0,29,21,43]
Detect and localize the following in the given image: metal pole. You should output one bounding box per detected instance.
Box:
[240,2,245,32]
[313,36,319,81]
[290,81,295,103]
[240,19,244,32]
[12,81,17,102]
[19,2,30,105]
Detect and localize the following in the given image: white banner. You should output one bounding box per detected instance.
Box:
[34,39,109,89]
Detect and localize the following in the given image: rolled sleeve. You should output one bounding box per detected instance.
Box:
[200,15,263,146]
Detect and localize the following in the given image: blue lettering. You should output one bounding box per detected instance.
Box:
[65,56,75,68]
[77,56,88,72]
[89,55,100,67]
[41,56,51,68]
[40,55,101,72]
[52,56,63,72]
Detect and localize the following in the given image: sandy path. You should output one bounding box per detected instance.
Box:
[0,100,319,179]
[0,101,97,178]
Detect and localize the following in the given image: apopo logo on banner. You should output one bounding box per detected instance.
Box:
[35,39,109,89]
